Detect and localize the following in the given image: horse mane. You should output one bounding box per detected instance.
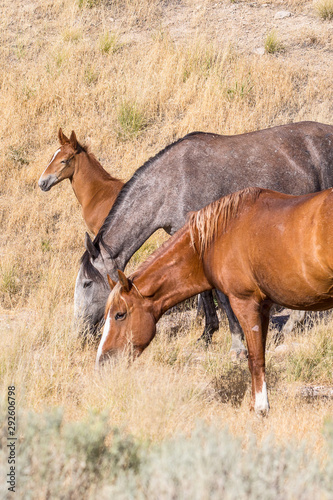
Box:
[78,142,121,182]
[80,250,106,283]
[189,187,263,255]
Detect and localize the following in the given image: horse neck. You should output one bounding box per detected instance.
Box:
[133,227,212,320]
[71,152,120,210]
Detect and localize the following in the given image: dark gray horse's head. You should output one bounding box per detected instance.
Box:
[74,233,118,337]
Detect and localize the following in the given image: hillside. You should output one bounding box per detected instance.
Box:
[1,0,333,497]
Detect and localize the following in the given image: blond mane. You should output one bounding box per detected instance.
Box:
[189,187,263,255]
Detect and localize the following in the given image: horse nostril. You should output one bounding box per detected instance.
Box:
[96,351,114,370]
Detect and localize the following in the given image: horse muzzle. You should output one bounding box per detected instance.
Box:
[95,350,118,371]
[77,316,104,341]
[38,174,58,191]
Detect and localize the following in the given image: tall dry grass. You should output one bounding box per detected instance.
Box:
[1,0,333,482]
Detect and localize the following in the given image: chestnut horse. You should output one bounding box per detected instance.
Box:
[38,129,124,235]
[96,187,333,414]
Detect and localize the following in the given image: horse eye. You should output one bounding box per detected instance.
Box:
[61,160,67,164]
[115,312,126,321]
[83,281,92,289]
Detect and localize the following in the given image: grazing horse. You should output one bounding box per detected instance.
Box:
[75,121,333,355]
[96,187,333,414]
[38,129,124,235]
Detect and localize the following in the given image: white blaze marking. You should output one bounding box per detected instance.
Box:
[255,381,269,414]
[252,325,259,332]
[41,148,61,176]
[96,311,111,367]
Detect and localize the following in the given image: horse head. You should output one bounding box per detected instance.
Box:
[74,233,117,338]
[38,129,80,191]
[95,270,156,368]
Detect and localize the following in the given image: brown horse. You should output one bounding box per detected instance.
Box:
[96,186,333,414]
[38,129,124,234]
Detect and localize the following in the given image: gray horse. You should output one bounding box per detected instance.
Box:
[74,121,333,356]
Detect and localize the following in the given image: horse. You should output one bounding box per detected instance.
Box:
[38,129,229,346]
[38,129,124,235]
[75,121,333,356]
[96,186,333,414]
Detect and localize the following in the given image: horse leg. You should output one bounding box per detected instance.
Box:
[196,291,219,345]
[196,294,204,317]
[229,296,271,415]
[215,290,248,360]
[281,310,306,336]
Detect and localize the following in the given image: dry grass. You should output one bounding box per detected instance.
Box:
[2,303,333,456]
[1,0,333,476]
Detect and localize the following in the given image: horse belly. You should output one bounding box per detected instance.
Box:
[253,260,333,310]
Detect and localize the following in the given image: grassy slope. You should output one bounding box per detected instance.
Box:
[1,0,333,487]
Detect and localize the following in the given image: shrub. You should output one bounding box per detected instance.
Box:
[0,408,140,499]
[1,409,333,499]
[105,423,332,499]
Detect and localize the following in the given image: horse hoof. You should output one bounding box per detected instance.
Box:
[196,333,213,346]
[256,409,269,418]
[230,348,248,361]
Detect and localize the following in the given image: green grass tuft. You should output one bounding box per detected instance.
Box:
[117,100,147,139]
[314,0,333,20]
[99,31,122,55]
[265,30,284,54]
[286,321,333,384]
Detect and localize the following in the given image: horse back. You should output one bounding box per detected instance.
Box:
[207,188,333,307]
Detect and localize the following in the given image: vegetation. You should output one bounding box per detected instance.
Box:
[286,317,333,384]
[264,30,284,54]
[1,408,333,499]
[1,0,333,497]
[117,100,148,139]
[314,0,333,20]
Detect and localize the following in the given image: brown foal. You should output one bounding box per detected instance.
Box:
[96,186,333,414]
[38,129,124,234]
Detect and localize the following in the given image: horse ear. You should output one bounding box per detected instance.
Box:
[58,128,69,145]
[70,130,78,151]
[85,136,92,150]
[84,232,99,260]
[107,274,116,290]
[117,270,130,292]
